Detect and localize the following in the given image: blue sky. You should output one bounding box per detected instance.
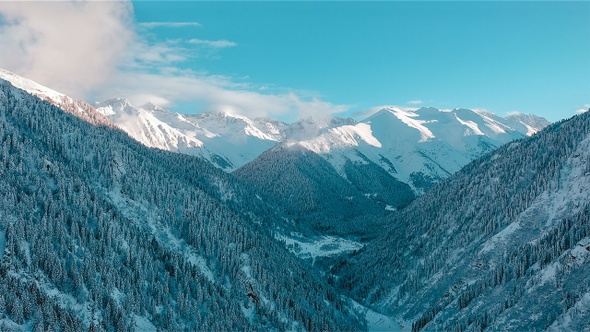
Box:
[0,1,588,122]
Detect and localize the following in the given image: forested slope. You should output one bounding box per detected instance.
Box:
[234,142,408,238]
[0,79,363,331]
[336,111,590,331]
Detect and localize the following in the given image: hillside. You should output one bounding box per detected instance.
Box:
[234,141,413,238]
[0,77,364,330]
[336,110,590,331]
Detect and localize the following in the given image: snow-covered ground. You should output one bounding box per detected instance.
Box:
[275,233,363,261]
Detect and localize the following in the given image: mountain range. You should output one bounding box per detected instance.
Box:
[94,98,550,193]
[0,68,550,195]
[2,68,586,332]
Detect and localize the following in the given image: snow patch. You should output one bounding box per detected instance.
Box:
[454,114,484,136]
[275,234,363,261]
[480,222,521,253]
[387,108,435,142]
[385,205,397,212]
[538,262,559,286]
[134,315,157,332]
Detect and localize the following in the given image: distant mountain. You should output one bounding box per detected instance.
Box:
[0,68,551,194]
[505,112,552,136]
[336,111,590,331]
[298,107,549,193]
[0,75,363,330]
[95,98,285,171]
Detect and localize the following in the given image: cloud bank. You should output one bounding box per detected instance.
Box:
[0,1,347,121]
[0,1,133,99]
[139,22,202,28]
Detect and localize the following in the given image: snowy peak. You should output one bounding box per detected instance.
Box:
[293,106,543,192]
[0,68,112,127]
[188,111,284,142]
[95,100,288,171]
[505,112,551,136]
[0,68,66,104]
[365,107,435,142]
[140,101,167,113]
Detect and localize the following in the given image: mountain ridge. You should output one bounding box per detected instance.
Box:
[0,68,550,193]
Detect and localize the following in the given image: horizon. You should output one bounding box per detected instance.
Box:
[0,1,588,122]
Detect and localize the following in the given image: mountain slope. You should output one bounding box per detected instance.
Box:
[0,78,364,330]
[506,112,552,136]
[336,111,590,331]
[0,68,112,127]
[234,141,413,238]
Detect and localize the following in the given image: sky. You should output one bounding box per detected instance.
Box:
[0,1,588,122]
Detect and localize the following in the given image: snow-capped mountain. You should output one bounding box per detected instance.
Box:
[505,112,552,136]
[94,97,549,194]
[297,107,548,192]
[94,97,368,172]
[95,98,287,171]
[0,68,550,195]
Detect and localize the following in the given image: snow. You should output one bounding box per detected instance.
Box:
[88,93,549,189]
[134,315,158,332]
[107,187,216,284]
[454,114,485,136]
[570,237,590,265]
[0,68,66,104]
[481,222,521,253]
[548,291,590,332]
[96,101,284,171]
[366,309,407,332]
[385,205,397,211]
[296,106,540,193]
[299,123,381,154]
[538,262,559,286]
[276,234,363,261]
[385,107,435,142]
[240,303,256,323]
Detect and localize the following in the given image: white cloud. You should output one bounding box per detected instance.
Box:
[138,22,201,28]
[0,1,133,99]
[188,39,237,48]
[407,100,423,105]
[575,104,590,114]
[98,70,348,122]
[0,1,346,122]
